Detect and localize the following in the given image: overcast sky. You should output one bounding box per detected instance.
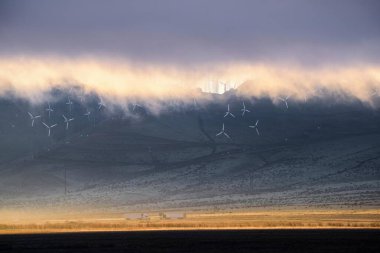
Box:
[1,0,379,66]
[1,0,380,105]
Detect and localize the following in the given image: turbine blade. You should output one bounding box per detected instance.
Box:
[224,132,231,139]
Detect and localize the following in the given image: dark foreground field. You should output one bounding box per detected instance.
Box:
[0,230,379,253]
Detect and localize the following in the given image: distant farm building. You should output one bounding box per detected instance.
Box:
[159,212,186,219]
[126,213,150,220]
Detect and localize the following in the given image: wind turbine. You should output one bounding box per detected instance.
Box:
[66,97,73,112]
[45,103,54,118]
[193,99,198,109]
[78,94,85,103]
[98,99,106,110]
[224,104,235,118]
[278,95,291,109]
[132,103,141,111]
[28,112,41,127]
[249,120,260,136]
[62,114,74,130]
[42,122,57,137]
[241,101,250,116]
[84,109,91,120]
[371,89,379,97]
[216,123,231,139]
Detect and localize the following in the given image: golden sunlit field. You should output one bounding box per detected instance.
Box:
[1,209,379,234]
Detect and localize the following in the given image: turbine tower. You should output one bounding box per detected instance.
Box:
[45,103,54,118]
[66,97,73,112]
[64,166,67,195]
[84,110,91,120]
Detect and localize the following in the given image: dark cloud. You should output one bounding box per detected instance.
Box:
[1,0,379,65]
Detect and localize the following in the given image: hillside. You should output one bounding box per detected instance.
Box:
[0,93,380,217]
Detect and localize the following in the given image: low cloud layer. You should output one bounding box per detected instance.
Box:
[1,1,379,110]
[0,56,379,108]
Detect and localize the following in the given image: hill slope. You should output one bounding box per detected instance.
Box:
[0,95,380,215]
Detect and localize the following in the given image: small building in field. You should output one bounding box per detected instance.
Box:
[126,213,150,220]
[159,212,186,219]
